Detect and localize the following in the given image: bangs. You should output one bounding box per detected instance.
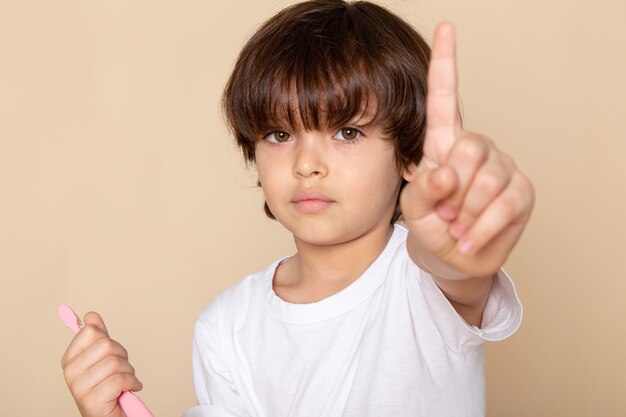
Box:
[251,47,388,136]
[258,61,379,134]
[223,0,430,167]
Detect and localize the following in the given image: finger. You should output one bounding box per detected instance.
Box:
[449,152,515,238]
[401,165,457,222]
[75,354,137,395]
[435,133,490,220]
[63,337,130,392]
[66,336,129,375]
[455,173,534,255]
[426,22,462,144]
[61,321,110,369]
[84,311,109,336]
[93,372,143,400]
[82,373,143,416]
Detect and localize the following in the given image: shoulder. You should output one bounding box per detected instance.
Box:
[390,222,410,256]
[194,256,287,330]
[195,274,255,331]
[382,222,413,271]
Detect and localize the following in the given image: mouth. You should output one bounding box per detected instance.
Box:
[291,189,335,213]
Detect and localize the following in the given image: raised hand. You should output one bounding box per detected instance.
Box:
[400,22,535,279]
[61,312,143,417]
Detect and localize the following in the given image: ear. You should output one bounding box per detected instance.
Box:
[402,162,417,182]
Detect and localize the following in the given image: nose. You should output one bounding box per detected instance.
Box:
[293,134,328,178]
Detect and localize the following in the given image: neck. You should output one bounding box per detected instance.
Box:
[289,221,395,286]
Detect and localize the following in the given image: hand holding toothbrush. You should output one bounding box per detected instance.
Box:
[60,305,153,417]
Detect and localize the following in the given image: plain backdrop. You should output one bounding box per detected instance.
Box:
[1,0,625,415]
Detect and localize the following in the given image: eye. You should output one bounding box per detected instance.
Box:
[264,131,293,143]
[334,127,362,142]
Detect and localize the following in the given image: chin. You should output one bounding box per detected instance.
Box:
[296,228,349,246]
[278,217,348,245]
[289,219,386,248]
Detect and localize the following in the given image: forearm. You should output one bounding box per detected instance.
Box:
[431,273,493,327]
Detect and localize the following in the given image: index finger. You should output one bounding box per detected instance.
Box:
[426,22,462,137]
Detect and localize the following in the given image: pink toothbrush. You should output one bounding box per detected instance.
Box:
[58,304,156,417]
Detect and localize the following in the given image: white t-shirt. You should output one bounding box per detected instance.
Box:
[182,223,522,417]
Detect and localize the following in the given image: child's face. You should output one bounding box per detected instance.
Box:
[255,122,409,245]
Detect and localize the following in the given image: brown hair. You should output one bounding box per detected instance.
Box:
[222,0,431,223]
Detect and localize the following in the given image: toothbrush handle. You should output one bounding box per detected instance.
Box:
[119,391,155,417]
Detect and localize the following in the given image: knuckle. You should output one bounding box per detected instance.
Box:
[472,132,491,146]
[79,325,93,338]
[60,355,68,369]
[122,357,134,373]
[521,175,536,198]
[475,172,501,195]
[96,337,117,354]
[110,372,130,388]
[80,324,102,340]
[455,139,484,161]
[63,362,75,379]
[511,173,535,210]
[104,355,126,372]
[502,153,515,169]
[66,373,85,397]
[67,378,80,394]
[63,368,75,387]
[63,361,82,385]
[499,194,519,217]
[83,394,100,412]
[481,134,494,148]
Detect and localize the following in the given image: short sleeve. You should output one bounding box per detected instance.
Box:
[473,268,523,341]
[181,301,250,417]
[411,262,523,357]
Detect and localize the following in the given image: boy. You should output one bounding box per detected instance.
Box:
[61,1,534,416]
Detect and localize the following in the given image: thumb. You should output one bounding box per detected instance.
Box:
[401,164,457,221]
[83,311,109,336]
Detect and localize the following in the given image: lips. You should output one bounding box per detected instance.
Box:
[291,189,335,213]
[291,189,334,203]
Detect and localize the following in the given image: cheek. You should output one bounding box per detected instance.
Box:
[255,154,290,202]
[255,149,278,181]
[340,157,402,204]
[353,149,401,183]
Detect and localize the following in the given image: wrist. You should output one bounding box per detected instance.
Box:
[407,238,470,280]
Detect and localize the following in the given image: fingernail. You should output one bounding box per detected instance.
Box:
[437,205,456,220]
[458,239,475,254]
[450,223,466,239]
